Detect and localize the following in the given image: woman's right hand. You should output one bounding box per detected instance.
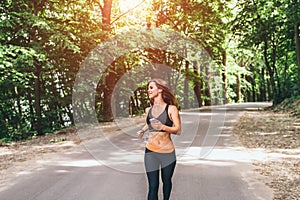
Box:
[137,130,145,138]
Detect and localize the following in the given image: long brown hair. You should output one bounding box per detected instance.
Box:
[147,79,178,107]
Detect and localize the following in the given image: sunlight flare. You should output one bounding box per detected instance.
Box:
[119,0,148,11]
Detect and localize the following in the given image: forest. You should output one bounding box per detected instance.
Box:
[0,0,299,142]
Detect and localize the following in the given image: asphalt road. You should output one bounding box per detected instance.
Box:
[0,102,274,200]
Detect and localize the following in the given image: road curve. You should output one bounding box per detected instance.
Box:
[0,102,274,200]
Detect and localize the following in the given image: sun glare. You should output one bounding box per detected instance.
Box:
[118,0,148,11]
[116,0,153,27]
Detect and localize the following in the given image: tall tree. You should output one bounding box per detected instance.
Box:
[152,0,229,106]
[292,0,300,95]
[231,0,300,103]
[0,0,103,139]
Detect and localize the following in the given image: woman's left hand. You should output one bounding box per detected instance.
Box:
[150,119,164,131]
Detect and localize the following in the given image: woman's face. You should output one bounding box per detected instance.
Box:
[147,81,161,99]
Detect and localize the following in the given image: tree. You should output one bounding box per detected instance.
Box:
[150,0,230,106]
[231,0,300,103]
[0,0,104,139]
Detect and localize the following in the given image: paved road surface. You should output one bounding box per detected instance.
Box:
[0,102,274,200]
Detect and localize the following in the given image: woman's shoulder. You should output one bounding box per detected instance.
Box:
[145,106,151,113]
[168,104,178,110]
[168,105,179,113]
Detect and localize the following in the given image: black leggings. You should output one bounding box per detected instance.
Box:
[144,148,176,200]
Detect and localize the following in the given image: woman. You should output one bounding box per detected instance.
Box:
[137,79,181,200]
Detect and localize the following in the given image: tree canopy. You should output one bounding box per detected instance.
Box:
[0,0,299,141]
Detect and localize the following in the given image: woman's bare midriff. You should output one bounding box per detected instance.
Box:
[146,132,175,153]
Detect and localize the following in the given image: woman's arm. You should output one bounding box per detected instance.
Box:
[137,107,150,138]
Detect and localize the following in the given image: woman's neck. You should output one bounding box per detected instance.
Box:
[153,98,166,106]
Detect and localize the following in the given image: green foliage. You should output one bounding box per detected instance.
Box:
[0,44,39,140]
[231,0,300,103]
[1,0,299,141]
[0,0,104,141]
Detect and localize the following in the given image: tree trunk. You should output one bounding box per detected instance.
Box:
[66,106,74,125]
[260,68,266,101]
[102,70,116,122]
[295,24,300,95]
[193,82,202,107]
[236,74,241,102]
[15,86,23,124]
[193,61,202,107]
[222,51,227,104]
[102,0,112,31]
[184,60,189,109]
[130,96,135,116]
[263,39,276,103]
[267,76,272,101]
[28,92,35,130]
[270,37,281,102]
[204,65,211,106]
[34,64,43,135]
[32,1,43,135]
[100,0,114,121]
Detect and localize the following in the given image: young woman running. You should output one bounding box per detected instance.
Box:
[137,79,181,200]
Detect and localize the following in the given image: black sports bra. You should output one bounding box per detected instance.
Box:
[146,105,173,132]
